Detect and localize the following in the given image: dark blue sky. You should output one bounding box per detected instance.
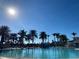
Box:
[0,0,79,42]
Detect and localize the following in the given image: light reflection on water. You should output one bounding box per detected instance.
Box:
[0,47,79,59]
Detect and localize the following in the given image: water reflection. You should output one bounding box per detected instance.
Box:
[0,48,79,59]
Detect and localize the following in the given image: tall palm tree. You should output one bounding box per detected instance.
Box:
[29,30,37,44]
[55,33,60,42]
[59,34,68,46]
[72,32,77,37]
[25,34,31,44]
[18,30,26,44]
[0,26,10,44]
[10,33,17,44]
[52,33,56,41]
[47,35,50,43]
[39,32,47,43]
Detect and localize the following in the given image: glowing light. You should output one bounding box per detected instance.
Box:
[7,8,16,16]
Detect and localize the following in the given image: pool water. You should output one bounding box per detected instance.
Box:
[0,47,79,59]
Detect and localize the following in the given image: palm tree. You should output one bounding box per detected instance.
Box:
[59,34,68,46]
[29,30,37,44]
[52,33,56,41]
[47,35,50,43]
[39,32,47,43]
[52,33,57,46]
[72,32,77,37]
[18,30,26,44]
[0,26,10,44]
[25,34,31,44]
[10,33,17,44]
[55,33,60,42]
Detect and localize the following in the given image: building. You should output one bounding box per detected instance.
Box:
[67,37,79,48]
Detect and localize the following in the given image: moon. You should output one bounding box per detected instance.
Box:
[7,8,16,16]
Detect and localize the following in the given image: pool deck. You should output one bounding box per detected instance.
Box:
[0,57,79,59]
[0,57,32,59]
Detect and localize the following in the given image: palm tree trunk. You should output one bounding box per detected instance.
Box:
[54,36,56,46]
[48,37,49,43]
[28,40,30,44]
[42,39,44,43]
[53,36,55,42]
[1,35,5,44]
[31,36,34,44]
[45,39,46,43]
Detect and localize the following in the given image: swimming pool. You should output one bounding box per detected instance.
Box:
[0,47,79,59]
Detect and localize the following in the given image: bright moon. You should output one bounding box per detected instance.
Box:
[7,8,16,16]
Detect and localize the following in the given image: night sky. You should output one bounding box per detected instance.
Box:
[0,0,79,42]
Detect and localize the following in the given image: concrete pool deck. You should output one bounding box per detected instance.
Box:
[0,57,79,59]
[0,57,32,59]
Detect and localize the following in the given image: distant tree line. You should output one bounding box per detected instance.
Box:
[0,25,77,47]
